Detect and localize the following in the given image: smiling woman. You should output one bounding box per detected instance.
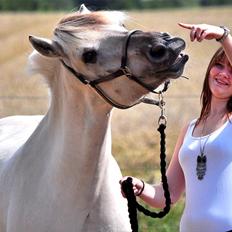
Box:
[208,48,232,100]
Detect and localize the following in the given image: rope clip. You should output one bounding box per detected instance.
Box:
[158,92,167,126]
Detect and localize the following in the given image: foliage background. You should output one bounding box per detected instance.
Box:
[0,0,231,11]
[0,3,232,232]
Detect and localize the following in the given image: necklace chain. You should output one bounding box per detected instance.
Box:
[196,120,210,180]
[199,122,211,155]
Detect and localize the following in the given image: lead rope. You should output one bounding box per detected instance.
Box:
[121,93,171,232]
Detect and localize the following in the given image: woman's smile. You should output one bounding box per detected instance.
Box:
[214,76,230,87]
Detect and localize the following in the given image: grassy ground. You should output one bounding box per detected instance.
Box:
[0,6,232,231]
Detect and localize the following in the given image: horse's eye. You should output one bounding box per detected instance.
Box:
[82,50,97,64]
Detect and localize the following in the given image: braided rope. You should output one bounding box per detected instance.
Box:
[121,177,138,232]
[122,123,171,231]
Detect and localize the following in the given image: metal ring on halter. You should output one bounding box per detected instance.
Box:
[158,115,167,126]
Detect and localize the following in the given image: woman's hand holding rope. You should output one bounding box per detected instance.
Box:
[120,177,145,197]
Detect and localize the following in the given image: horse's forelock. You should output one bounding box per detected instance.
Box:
[56,11,126,32]
[53,10,127,53]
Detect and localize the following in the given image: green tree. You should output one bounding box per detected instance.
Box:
[73,0,107,10]
[0,0,232,11]
[72,0,143,10]
[143,0,197,9]
[37,0,73,10]
[0,0,73,11]
[200,0,232,6]
[0,0,37,11]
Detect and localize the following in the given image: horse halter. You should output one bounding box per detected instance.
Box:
[60,30,170,109]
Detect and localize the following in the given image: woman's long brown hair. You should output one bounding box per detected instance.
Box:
[196,47,232,126]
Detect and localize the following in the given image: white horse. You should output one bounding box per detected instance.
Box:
[0,5,188,232]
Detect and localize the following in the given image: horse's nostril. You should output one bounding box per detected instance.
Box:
[149,45,167,60]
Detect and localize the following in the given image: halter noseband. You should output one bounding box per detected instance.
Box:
[60,30,169,109]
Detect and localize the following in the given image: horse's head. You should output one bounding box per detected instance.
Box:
[29,5,188,109]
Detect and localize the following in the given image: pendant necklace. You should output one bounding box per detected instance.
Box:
[196,123,210,180]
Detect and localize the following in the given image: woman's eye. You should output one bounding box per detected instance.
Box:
[215,62,224,68]
[82,50,97,64]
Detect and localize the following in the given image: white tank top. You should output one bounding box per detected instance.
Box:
[179,119,232,232]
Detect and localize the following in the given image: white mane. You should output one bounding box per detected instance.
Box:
[28,51,56,76]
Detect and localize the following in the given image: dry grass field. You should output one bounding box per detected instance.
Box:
[0,6,232,231]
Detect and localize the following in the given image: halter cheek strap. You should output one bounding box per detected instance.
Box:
[60,30,169,109]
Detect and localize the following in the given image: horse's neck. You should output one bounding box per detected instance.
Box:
[36,70,113,195]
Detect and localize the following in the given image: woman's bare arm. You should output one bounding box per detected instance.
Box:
[120,124,188,208]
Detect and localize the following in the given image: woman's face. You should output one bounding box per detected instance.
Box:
[209,56,232,100]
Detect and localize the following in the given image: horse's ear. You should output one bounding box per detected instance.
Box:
[29,35,63,58]
[78,4,90,14]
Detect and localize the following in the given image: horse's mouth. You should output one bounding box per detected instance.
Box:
[158,53,189,79]
[168,53,189,76]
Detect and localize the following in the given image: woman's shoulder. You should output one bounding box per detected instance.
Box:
[189,118,197,126]
[179,118,197,139]
[182,118,197,131]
